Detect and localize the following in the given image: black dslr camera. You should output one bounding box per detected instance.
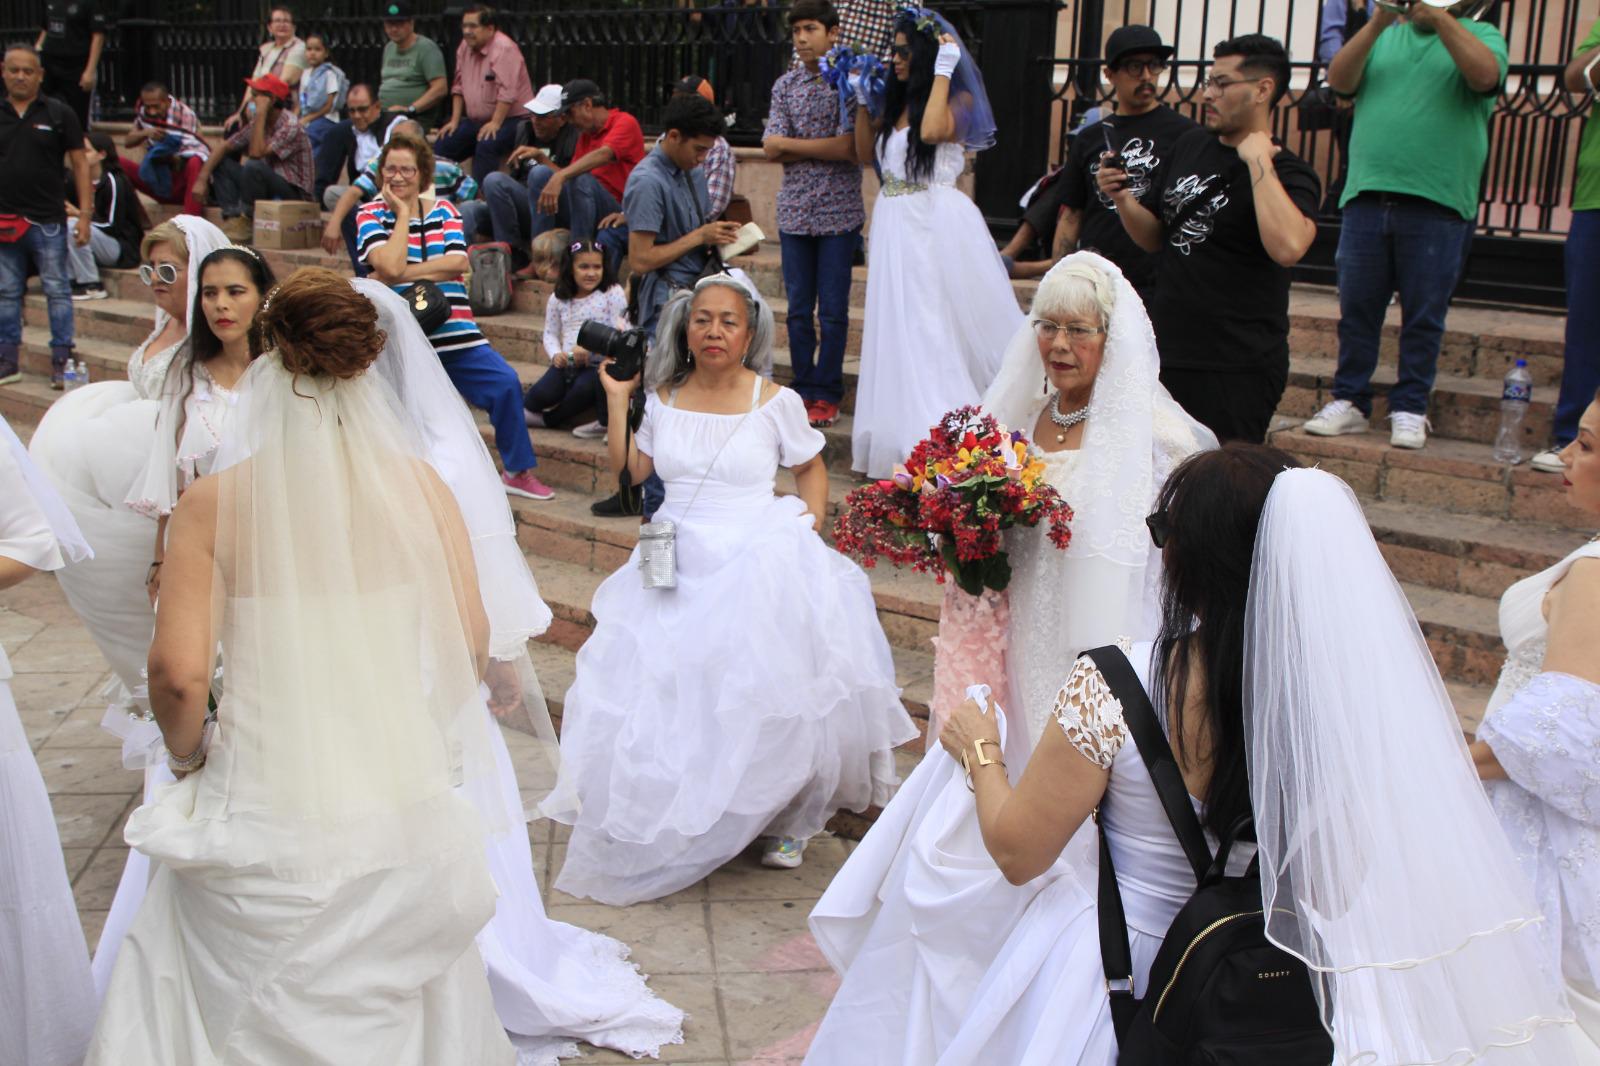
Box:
[577,321,651,382]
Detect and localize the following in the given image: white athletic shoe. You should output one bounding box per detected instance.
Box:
[1530,448,1566,473]
[1303,399,1368,437]
[1388,411,1430,450]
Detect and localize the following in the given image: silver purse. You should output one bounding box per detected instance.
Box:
[637,521,678,589]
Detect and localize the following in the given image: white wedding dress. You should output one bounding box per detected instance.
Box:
[851,128,1021,478]
[555,380,918,906]
[0,416,96,1066]
[1477,537,1600,1062]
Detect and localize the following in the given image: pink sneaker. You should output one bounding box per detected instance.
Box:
[501,470,555,501]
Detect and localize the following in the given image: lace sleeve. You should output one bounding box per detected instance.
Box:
[1478,671,1600,826]
[1051,656,1128,770]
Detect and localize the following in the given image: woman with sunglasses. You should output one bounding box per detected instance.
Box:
[807,252,1214,1063]
[914,447,1572,1063]
[846,8,1022,479]
[27,216,231,739]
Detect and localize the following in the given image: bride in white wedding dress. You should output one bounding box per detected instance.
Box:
[848,11,1021,479]
[805,253,1212,1064]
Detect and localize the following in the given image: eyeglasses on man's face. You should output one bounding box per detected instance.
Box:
[1115,58,1165,77]
[1204,74,1261,92]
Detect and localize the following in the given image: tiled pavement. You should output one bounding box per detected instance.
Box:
[4,572,854,1066]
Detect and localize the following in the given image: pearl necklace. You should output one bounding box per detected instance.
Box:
[1047,392,1090,443]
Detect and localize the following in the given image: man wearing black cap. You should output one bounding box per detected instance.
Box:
[1001,25,1195,303]
[525,79,645,241]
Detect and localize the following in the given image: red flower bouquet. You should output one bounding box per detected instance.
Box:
[833,406,1074,596]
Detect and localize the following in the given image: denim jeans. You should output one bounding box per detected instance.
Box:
[523,166,620,241]
[432,117,521,183]
[1557,209,1600,447]
[210,157,309,218]
[457,198,492,246]
[523,364,605,429]
[67,227,124,285]
[139,133,185,199]
[0,221,74,348]
[780,228,859,406]
[438,342,539,473]
[480,170,533,251]
[1331,195,1474,417]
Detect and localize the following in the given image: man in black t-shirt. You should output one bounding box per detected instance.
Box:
[0,45,92,389]
[34,0,108,130]
[1100,34,1321,443]
[1001,25,1195,300]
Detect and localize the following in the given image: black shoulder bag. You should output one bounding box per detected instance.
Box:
[405,208,452,335]
[1084,644,1333,1066]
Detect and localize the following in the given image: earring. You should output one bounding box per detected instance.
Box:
[686,349,695,365]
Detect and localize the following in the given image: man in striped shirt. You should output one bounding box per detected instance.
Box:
[119,82,210,217]
[356,131,554,501]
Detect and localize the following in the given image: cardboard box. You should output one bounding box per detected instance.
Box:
[253,200,321,250]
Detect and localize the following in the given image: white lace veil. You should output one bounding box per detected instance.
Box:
[981,252,1214,743]
[1245,469,1574,1062]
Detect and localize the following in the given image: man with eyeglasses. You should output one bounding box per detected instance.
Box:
[314,82,397,206]
[1100,34,1321,445]
[434,3,534,182]
[1001,25,1195,299]
[1303,0,1507,451]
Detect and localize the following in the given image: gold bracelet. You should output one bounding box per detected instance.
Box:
[962,738,1006,793]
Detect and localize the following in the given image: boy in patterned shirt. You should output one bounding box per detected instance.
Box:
[762,0,864,428]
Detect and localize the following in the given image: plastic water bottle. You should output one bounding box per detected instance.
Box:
[1492,359,1533,464]
[62,361,79,392]
[75,359,89,386]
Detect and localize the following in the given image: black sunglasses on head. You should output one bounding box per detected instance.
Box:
[1145,509,1171,549]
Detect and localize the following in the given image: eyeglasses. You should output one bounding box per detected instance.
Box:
[1115,59,1166,77]
[890,43,912,58]
[1204,75,1260,92]
[139,262,180,286]
[1031,320,1106,344]
[1145,509,1171,549]
[381,165,419,177]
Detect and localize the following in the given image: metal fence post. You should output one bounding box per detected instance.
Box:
[973,0,1062,226]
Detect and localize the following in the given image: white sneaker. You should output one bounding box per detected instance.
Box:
[1303,399,1367,437]
[1388,411,1430,450]
[570,419,606,439]
[1530,448,1566,474]
[761,836,807,869]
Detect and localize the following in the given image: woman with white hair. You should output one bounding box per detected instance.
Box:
[804,252,1214,1064]
[553,274,917,905]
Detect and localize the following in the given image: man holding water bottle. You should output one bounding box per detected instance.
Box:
[1302,0,1507,451]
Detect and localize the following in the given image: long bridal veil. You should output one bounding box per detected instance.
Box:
[1245,469,1573,1062]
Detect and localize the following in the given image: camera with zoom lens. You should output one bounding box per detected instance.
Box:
[577,320,651,382]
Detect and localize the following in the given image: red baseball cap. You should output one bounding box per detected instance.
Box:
[243,74,292,103]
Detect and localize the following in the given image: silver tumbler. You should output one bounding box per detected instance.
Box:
[638,521,678,589]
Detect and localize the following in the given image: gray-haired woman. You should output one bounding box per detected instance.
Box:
[551,274,917,905]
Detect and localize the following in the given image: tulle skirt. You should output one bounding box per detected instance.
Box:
[851,187,1023,479]
[554,494,917,906]
[27,381,162,713]
[0,676,97,1066]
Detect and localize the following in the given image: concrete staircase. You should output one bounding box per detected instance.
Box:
[6,204,1587,753]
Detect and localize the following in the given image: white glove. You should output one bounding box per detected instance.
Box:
[847,70,870,106]
[934,41,961,78]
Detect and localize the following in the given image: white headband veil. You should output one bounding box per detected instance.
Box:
[1245,468,1574,1061]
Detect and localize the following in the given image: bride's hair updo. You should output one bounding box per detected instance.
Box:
[1030,264,1115,331]
[260,267,387,381]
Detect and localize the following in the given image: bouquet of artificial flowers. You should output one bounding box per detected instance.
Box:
[818,42,888,124]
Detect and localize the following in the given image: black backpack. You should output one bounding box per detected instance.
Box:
[1085,645,1334,1066]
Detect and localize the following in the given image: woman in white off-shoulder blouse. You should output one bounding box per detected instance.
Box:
[1473,393,1600,1059]
[929,446,1573,1065]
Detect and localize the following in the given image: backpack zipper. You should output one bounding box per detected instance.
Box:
[1151,909,1261,1022]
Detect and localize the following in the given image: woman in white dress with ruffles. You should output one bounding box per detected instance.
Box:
[847,11,1021,479]
[554,274,917,904]
[1474,393,1600,1059]
[805,253,1213,1064]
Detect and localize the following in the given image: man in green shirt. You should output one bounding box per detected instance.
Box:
[1303,0,1507,451]
[377,3,448,131]
[1532,21,1600,472]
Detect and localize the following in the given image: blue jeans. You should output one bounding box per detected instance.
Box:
[780,228,859,405]
[1558,209,1600,447]
[0,221,74,348]
[596,222,629,274]
[433,117,522,183]
[438,342,539,472]
[1332,195,1474,417]
[523,364,605,429]
[523,165,620,242]
[210,157,309,218]
[458,198,492,245]
[139,133,184,200]
[304,116,339,159]
[480,170,533,251]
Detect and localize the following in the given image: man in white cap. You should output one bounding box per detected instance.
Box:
[472,82,582,275]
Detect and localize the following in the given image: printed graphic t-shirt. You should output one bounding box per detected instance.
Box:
[1141,127,1321,374]
[1059,104,1197,301]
